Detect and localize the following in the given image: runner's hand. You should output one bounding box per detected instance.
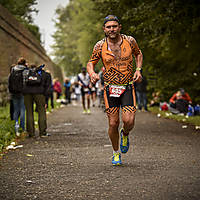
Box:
[90,72,100,84]
[133,70,142,83]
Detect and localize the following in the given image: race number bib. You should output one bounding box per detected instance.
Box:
[84,87,89,92]
[91,87,96,92]
[109,85,126,97]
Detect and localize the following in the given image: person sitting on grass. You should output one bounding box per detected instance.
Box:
[169,88,192,114]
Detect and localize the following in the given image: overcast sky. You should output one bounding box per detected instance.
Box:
[32,0,69,57]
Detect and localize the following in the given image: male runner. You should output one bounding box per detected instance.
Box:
[78,67,91,114]
[87,15,143,165]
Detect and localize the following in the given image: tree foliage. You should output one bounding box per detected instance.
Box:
[52,0,103,76]
[52,0,200,103]
[0,0,41,42]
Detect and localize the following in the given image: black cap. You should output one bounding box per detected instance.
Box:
[82,67,86,72]
[103,15,120,25]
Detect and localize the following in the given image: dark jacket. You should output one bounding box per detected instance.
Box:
[8,64,27,98]
[23,70,52,96]
[135,76,148,93]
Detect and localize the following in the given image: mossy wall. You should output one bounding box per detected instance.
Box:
[0,5,63,105]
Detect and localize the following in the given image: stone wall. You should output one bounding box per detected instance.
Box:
[0,5,63,106]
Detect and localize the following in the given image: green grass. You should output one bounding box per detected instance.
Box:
[0,99,62,154]
[0,105,15,152]
[148,106,200,126]
[1,101,199,153]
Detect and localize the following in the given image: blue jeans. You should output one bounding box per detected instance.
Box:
[12,95,25,131]
[136,91,148,111]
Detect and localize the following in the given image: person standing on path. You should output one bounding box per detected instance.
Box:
[8,58,26,136]
[23,64,52,137]
[64,78,71,104]
[135,76,148,111]
[78,67,91,114]
[87,15,143,165]
[53,78,62,99]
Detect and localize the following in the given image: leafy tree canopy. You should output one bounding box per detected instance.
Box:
[0,0,41,42]
[52,0,103,76]
[52,0,200,103]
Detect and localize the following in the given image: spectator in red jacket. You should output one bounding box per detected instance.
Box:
[169,88,192,114]
[170,88,192,104]
[53,78,62,99]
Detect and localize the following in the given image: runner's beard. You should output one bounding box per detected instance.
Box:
[106,32,119,39]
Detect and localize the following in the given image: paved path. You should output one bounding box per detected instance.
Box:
[0,103,200,200]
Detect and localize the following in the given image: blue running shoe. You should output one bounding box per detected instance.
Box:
[120,128,129,154]
[112,152,122,166]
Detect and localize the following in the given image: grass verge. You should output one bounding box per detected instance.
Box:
[148,106,200,126]
[0,105,15,153]
[0,100,62,154]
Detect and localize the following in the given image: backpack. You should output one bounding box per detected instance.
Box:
[25,68,42,86]
[160,103,169,111]
[8,69,24,94]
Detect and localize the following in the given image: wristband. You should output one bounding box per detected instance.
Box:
[136,67,142,71]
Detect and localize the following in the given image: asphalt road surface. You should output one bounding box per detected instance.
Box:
[0,102,200,200]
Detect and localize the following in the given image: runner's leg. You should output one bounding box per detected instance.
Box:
[86,93,90,110]
[82,96,85,109]
[81,92,86,111]
[122,111,135,135]
[107,110,120,151]
[121,84,137,135]
[104,86,120,151]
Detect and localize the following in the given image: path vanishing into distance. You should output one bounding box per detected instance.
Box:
[0,102,200,200]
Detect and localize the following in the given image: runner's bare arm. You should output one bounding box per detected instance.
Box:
[131,37,143,82]
[87,41,103,84]
[87,62,99,84]
[126,36,143,82]
[135,50,143,69]
[133,50,143,82]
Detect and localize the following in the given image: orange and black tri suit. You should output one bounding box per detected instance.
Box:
[88,34,142,114]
